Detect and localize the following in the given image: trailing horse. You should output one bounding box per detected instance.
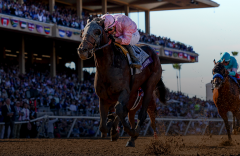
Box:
[78,18,167,147]
[212,59,240,140]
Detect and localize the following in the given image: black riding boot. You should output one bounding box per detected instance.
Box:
[124,45,142,69]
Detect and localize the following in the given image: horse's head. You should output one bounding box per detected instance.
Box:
[212,59,229,89]
[78,18,106,60]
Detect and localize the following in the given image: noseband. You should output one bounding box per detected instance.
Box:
[77,21,112,59]
[212,73,227,89]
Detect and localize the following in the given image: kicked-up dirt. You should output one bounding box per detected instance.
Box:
[0,135,240,155]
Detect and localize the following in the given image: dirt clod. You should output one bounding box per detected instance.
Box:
[143,139,171,155]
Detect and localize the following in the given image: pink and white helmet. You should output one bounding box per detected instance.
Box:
[101,14,116,31]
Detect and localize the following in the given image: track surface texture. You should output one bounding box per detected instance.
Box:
[0,135,240,156]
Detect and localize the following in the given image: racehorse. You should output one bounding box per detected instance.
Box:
[212,59,240,140]
[77,18,167,147]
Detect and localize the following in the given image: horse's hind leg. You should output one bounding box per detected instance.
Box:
[147,98,158,139]
[99,99,112,138]
[137,77,158,131]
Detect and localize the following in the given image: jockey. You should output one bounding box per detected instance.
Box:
[101,14,142,68]
[218,52,239,78]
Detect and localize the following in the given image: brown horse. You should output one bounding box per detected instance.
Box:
[212,60,240,140]
[77,18,166,147]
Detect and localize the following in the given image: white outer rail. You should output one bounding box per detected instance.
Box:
[0,116,232,138]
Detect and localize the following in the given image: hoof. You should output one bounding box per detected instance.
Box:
[111,131,119,142]
[232,129,237,135]
[126,141,135,147]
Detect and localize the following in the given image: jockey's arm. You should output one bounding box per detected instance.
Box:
[229,56,238,76]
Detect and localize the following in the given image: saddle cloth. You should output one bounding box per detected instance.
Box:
[114,43,152,75]
[228,75,240,87]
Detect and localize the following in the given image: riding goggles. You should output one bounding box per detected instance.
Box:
[107,26,115,32]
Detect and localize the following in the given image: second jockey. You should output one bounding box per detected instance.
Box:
[218,52,239,77]
[101,14,142,68]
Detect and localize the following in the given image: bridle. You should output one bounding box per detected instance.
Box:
[77,20,112,59]
[212,67,227,90]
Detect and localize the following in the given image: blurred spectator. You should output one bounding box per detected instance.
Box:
[20,102,30,138]
[48,118,58,138]
[0,101,4,138]
[14,101,23,138]
[1,98,15,139]
[69,100,77,115]
[29,103,38,138]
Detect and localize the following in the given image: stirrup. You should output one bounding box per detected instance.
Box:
[130,63,142,69]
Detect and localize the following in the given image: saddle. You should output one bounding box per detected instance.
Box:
[114,43,152,75]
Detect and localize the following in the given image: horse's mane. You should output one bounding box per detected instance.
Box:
[213,62,225,76]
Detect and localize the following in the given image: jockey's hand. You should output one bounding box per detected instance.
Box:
[108,34,115,42]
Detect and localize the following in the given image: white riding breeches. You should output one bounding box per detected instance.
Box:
[129,30,140,46]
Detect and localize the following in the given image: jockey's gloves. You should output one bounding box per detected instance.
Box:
[108,34,115,42]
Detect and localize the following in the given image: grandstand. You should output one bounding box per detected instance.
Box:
[0,0,220,139]
[0,0,219,80]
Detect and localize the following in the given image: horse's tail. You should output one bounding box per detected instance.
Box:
[155,78,168,105]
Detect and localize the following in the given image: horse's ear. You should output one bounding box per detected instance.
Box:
[80,29,84,38]
[213,59,217,65]
[221,58,225,64]
[87,19,91,24]
[97,19,105,27]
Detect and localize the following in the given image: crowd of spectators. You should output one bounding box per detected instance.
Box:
[0,63,228,138]
[153,91,226,136]
[139,30,194,52]
[0,0,194,52]
[0,0,88,29]
[156,91,219,118]
[0,63,100,138]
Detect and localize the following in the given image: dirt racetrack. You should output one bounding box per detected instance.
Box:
[0,135,240,156]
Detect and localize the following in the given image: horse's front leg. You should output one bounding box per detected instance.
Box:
[126,109,138,147]
[115,89,135,136]
[221,113,232,141]
[99,98,111,138]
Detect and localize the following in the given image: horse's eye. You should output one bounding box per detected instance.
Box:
[95,30,101,36]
